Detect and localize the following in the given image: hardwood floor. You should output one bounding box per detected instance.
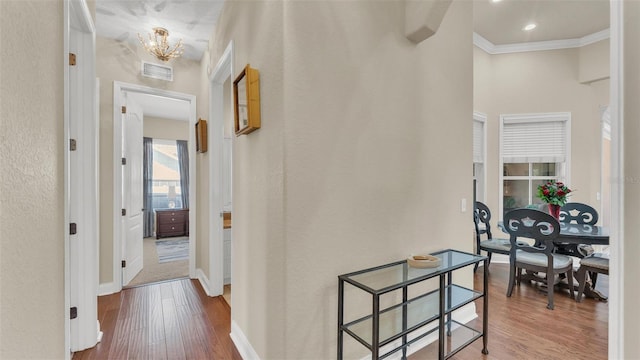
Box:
[72,279,241,360]
[411,263,608,360]
[75,264,607,360]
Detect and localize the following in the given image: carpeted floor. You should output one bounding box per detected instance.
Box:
[125,237,189,287]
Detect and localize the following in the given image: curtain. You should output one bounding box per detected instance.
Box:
[143,137,154,238]
[177,140,189,209]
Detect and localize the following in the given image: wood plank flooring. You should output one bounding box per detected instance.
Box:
[75,264,607,360]
[410,263,608,359]
[72,279,241,360]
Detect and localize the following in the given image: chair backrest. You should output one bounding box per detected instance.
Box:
[503,208,560,256]
[559,202,599,225]
[474,201,493,240]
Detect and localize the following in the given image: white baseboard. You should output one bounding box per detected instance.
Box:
[231,320,260,360]
[358,303,478,360]
[97,282,118,296]
[96,320,103,344]
[196,268,214,297]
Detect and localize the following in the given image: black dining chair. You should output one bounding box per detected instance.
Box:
[558,202,599,257]
[473,201,527,272]
[504,208,574,310]
[575,254,609,302]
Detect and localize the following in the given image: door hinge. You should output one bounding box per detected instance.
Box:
[70,223,77,235]
[69,53,77,66]
[70,139,77,151]
[121,106,126,114]
[121,209,126,216]
[121,260,126,268]
[70,306,78,319]
[122,157,126,165]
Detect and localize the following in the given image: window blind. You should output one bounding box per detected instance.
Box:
[473,119,484,163]
[502,117,567,163]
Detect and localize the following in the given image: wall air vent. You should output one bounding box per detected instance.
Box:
[141,61,173,81]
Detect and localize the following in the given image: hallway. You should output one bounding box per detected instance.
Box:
[72,279,240,359]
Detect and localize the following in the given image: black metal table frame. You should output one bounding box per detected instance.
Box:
[337,250,489,360]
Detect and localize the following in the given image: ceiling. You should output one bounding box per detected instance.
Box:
[95,0,610,121]
[95,0,224,61]
[474,0,610,45]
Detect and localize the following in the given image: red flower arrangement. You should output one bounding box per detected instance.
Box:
[537,181,572,206]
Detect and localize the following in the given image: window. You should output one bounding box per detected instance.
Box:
[473,112,487,202]
[152,139,182,209]
[500,113,570,217]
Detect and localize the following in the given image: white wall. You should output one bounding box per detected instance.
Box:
[0,1,66,358]
[208,1,473,358]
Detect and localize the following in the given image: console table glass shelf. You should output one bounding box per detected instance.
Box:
[337,249,488,360]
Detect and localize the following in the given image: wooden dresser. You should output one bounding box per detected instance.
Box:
[155,209,189,239]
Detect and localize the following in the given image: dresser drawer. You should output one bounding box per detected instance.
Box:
[155,209,189,239]
[157,212,185,223]
[158,223,185,233]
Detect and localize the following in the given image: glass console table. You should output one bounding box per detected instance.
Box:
[337,249,488,359]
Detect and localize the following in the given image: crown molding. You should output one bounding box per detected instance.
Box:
[473,28,610,55]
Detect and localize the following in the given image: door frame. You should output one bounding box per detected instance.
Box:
[64,0,98,356]
[112,81,197,291]
[204,41,234,297]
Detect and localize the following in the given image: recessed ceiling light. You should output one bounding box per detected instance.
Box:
[491,0,503,3]
[523,23,537,31]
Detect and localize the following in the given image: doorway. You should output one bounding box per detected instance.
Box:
[125,136,191,287]
[112,82,197,291]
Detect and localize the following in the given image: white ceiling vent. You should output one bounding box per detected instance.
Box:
[141,61,173,81]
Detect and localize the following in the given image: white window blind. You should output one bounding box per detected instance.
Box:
[502,116,568,163]
[473,119,484,163]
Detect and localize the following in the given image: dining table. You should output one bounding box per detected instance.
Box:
[498,220,610,301]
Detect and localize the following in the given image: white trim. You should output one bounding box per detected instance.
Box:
[113,82,197,291]
[231,320,261,360]
[473,29,610,55]
[196,269,214,297]
[63,2,70,358]
[66,0,99,354]
[608,0,624,357]
[473,112,487,202]
[208,41,235,298]
[97,282,118,296]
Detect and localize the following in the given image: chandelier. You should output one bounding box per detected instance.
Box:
[137,27,184,62]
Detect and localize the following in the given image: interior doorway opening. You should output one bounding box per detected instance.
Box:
[126,137,191,287]
[112,82,197,292]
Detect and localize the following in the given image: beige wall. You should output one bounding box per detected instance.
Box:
[96,36,201,284]
[209,1,472,358]
[143,116,189,140]
[474,44,609,226]
[623,1,640,357]
[209,0,286,357]
[0,1,66,358]
[579,39,610,84]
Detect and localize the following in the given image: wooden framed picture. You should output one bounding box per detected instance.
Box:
[195,118,207,153]
[234,64,261,136]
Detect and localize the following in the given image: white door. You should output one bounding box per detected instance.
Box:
[122,97,144,285]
